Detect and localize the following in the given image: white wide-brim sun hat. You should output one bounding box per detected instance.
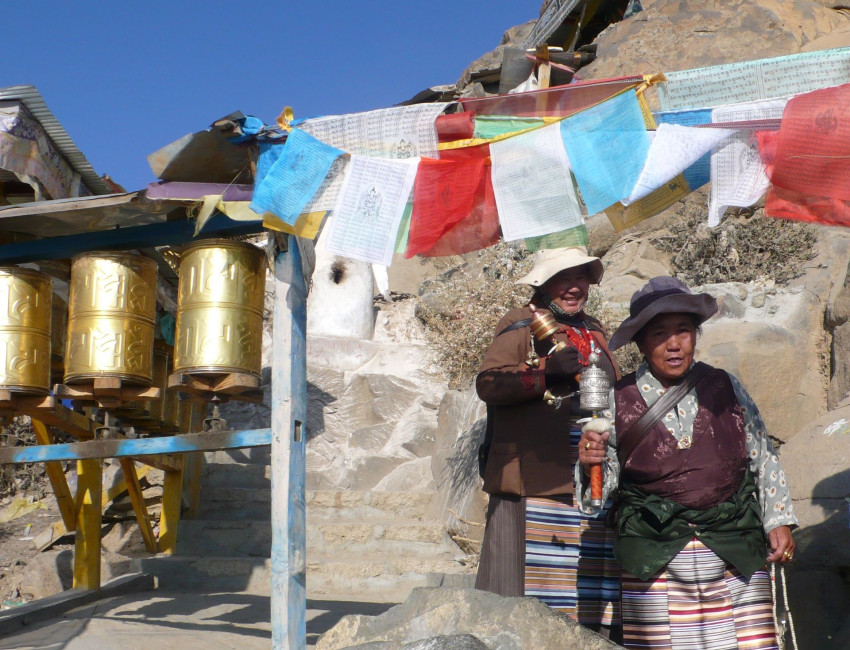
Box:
[515,246,604,287]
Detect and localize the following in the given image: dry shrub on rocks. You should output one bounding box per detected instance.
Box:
[0,416,44,500]
[653,208,818,287]
[416,243,641,387]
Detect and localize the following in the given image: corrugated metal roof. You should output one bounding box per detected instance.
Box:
[0,85,111,195]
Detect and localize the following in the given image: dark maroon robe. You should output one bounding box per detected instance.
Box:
[614,365,749,510]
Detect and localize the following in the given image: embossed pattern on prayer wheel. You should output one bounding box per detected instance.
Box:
[174,239,265,378]
[64,252,157,385]
[0,267,52,394]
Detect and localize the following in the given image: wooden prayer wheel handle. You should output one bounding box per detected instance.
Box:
[590,463,603,507]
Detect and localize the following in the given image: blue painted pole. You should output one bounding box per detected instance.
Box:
[271,239,308,649]
[0,429,272,465]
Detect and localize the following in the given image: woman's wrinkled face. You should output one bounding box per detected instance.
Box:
[636,313,697,387]
[543,265,591,314]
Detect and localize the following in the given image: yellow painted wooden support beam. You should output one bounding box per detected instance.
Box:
[158,455,185,555]
[118,458,158,553]
[36,465,154,552]
[31,420,76,532]
[182,402,204,519]
[134,453,182,472]
[73,458,102,589]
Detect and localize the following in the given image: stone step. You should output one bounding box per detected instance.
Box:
[177,520,271,557]
[305,490,435,521]
[196,488,438,523]
[132,555,272,594]
[203,447,271,466]
[133,555,473,602]
[307,520,456,557]
[306,557,473,602]
[201,462,272,489]
[178,517,457,560]
[196,486,271,520]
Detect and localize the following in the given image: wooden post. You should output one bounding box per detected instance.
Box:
[158,454,185,554]
[73,458,102,589]
[118,458,158,552]
[31,419,76,531]
[181,402,203,519]
[271,240,307,649]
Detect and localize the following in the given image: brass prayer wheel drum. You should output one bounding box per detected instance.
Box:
[174,239,265,378]
[0,267,53,395]
[64,252,158,385]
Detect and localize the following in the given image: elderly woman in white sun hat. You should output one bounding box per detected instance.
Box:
[577,276,797,650]
[475,246,621,641]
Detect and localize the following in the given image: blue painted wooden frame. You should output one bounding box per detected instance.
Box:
[0,214,264,264]
[271,242,307,649]
[0,429,272,464]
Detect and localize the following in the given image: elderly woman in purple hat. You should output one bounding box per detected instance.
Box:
[578,276,797,650]
[475,246,621,640]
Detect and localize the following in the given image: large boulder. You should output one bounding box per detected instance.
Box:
[316,587,620,650]
[779,399,850,649]
[581,0,850,96]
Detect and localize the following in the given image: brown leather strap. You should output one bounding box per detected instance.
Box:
[617,362,711,466]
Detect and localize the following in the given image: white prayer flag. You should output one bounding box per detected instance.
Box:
[298,103,450,212]
[323,155,420,267]
[708,98,788,226]
[490,122,583,241]
[626,124,737,205]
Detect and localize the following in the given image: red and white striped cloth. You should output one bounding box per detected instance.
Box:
[621,538,778,649]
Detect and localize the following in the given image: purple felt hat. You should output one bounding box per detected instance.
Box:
[609,276,718,350]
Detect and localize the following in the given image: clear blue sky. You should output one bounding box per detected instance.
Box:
[4,2,536,193]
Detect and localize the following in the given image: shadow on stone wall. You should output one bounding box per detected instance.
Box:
[787,468,850,650]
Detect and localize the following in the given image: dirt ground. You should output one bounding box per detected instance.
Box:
[0,463,155,611]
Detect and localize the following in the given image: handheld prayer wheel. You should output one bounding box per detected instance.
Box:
[173,239,265,378]
[580,352,610,508]
[0,267,53,395]
[64,252,158,385]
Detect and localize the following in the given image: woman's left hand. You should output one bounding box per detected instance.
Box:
[766,525,795,564]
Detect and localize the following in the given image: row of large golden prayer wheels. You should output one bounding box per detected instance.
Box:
[0,239,266,398]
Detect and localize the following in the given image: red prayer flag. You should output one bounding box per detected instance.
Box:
[769,83,850,200]
[407,157,486,258]
[416,170,501,257]
[435,112,475,142]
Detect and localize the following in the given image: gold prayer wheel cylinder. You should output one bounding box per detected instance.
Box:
[0,267,53,395]
[64,252,158,385]
[174,239,265,378]
[530,309,559,340]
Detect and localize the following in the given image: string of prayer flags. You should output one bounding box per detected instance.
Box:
[249,128,345,225]
[322,155,420,266]
[458,76,642,117]
[407,157,486,258]
[708,97,787,226]
[299,102,450,159]
[658,47,850,111]
[560,89,651,214]
[626,123,736,204]
[655,108,713,191]
[760,83,850,226]
[296,102,449,213]
[490,122,583,241]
